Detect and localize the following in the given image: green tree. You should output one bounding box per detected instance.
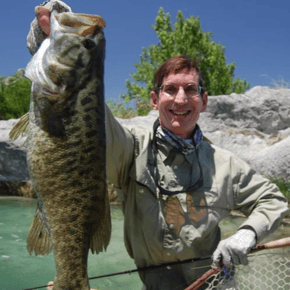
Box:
[106,98,137,119]
[0,71,31,120]
[121,8,250,115]
[0,76,8,119]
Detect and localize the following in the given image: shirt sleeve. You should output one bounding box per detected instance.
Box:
[105,105,135,194]
[232,156,290,242]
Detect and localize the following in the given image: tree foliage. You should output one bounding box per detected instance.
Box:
[106,98,138,119]
[121,8,250,115]
[0,71,31,120]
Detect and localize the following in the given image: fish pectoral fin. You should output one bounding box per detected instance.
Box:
[27,208,52,256]
[9,112,29,140]
[90,199,112,254]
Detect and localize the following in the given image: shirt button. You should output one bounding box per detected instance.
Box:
[167,252,171,256]
[173,165,178,169]
[139,188,144,193]
[167,266,171,270]
[169,224,174,230]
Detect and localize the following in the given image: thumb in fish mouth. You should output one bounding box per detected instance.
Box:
[45,281,98,290]
[36,7,51,36]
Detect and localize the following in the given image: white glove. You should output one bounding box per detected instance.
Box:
[212,229,256,267]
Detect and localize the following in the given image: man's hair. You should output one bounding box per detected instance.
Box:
[153,55,205,96]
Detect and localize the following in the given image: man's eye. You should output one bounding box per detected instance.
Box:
[185,85,198,96]
[164,85,178,95]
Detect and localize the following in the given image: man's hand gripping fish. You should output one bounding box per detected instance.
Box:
[16,9,111,290]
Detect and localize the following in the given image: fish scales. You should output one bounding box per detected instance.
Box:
[23,10,110,290]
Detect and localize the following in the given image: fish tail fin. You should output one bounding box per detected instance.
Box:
[90,195,111,254]
[27,208,53,255]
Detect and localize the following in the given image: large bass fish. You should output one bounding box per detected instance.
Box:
[11,9,111,290]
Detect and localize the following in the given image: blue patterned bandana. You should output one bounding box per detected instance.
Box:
[156,124,203,155]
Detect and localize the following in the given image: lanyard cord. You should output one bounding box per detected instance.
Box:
[150,120,203,195]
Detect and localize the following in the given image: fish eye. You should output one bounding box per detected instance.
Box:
[83,39,95,50]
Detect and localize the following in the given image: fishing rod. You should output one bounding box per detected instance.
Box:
[23,237,290,290]
[23,255,213,290]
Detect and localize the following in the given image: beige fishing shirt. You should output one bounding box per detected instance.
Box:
[105,105,289,289]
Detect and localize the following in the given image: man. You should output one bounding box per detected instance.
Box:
[105,56,289,289]
[29,2,289,290]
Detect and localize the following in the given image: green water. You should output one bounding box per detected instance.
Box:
[0,198,289,290]
[0,198,141,290]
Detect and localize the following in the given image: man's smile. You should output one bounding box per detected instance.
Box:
[169,110,191,116]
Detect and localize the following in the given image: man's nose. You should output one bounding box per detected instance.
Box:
[174,87,188,104]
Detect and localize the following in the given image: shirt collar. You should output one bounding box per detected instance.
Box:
[156,123,203,149]
[154,120,203,163]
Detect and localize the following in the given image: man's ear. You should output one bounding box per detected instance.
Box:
[150,90,159,110]
[36,7,51,36]
[200,92,208,113]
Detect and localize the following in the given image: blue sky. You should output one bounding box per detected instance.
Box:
[1,0,289,105]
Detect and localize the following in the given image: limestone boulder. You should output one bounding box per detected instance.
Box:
[116,110,159,128]
[249,136,290,182]
[198,86,290,135]
[0,119,29,183]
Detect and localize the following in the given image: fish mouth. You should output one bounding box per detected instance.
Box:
[41,86,60,96]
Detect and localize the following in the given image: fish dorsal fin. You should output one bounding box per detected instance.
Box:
[53,11,105,37]
[27,208,53,256]
[9,112,29,140]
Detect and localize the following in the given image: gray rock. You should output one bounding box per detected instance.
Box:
[198,86,290,135]
[204,129,269,163]
[2,68,25,85]
[196,87,290,176]
[116,110,159,128]
[249,136,290,182]
[0,119,29,183]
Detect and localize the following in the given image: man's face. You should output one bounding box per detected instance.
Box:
[150,69,208,139]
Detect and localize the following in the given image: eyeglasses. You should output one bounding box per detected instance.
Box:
[158,82,202,99]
